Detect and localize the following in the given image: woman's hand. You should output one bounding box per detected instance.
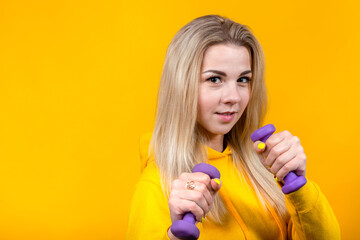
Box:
[168,172,222,224]
[253,130,307,182]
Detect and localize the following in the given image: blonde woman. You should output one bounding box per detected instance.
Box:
[127,15,340,239]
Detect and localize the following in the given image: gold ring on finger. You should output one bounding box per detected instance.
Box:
[186,181,195,190]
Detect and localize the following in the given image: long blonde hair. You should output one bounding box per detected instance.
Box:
[150,15,289,224]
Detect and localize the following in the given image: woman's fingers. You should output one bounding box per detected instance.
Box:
[253,141,267,168]
[253,130,307,182]
[168,172,222,223]
[265,140,292,167]
[179,172,212,192]
[276,154,306,181]
[168,197,205,222]
[172,178,213,206]
[268,143,297,174]
[176,189,210,215]
[210,178,222,192]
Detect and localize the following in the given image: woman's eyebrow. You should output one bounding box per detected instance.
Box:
[202,69,252,76]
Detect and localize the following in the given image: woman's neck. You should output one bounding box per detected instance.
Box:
[207,134,224,152]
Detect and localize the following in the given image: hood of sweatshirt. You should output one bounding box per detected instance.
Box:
[139,132,232,172]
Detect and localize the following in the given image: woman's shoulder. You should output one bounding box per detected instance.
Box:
[138,132,161,185]
[139,132,153,172]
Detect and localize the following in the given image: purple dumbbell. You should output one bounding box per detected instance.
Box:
[250,124,307,194]
[170,163,221,240]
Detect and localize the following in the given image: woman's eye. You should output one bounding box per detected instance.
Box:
[207,77,221,84]
[238,77,251,83]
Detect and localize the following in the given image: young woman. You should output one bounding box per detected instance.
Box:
[127,15,340,239]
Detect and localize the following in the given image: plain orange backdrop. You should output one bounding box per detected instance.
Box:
[0,0,359,239]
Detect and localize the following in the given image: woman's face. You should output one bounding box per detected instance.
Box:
[197,44,252,140]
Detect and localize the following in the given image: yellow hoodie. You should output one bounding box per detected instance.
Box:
[126,133,340,239]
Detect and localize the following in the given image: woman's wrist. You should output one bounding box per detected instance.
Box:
[167,226,180,240]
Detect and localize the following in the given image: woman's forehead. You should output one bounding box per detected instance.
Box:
[201,44,252,73]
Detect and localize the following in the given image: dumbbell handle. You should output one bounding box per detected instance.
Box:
[251,124,307,194]
[170,163,221,240]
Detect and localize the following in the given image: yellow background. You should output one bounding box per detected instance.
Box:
[0,0,359,239]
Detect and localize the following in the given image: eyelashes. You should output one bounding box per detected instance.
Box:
[206,75,252,84]
[207,76,221,84]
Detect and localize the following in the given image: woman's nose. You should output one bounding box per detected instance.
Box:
[221,83,241,104]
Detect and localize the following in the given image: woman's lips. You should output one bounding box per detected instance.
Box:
[216,112,236,122]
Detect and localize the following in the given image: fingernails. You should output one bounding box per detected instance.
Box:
[214,179,221,185]
[257,142,265,150]
[274,176,284,185]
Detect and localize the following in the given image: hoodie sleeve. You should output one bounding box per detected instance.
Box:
[126,133,172,240]
[285,180,340,239]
